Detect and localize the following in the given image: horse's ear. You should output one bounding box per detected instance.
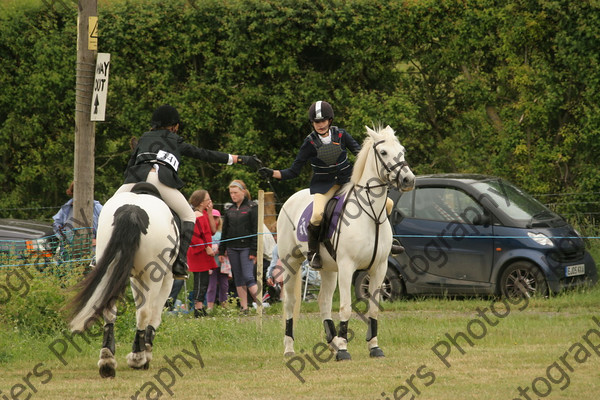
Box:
[380,125,395,138]
[365,125,376,137]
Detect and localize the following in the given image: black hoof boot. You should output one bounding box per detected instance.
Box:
[369,347,385,358]
[336,349,352,361]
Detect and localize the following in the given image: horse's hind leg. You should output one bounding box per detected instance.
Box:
[98,304,118,378]
[142,273,174,368]
[282,256,303,357]
[127,276,151,369]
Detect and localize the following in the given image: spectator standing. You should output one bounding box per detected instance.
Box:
[52,181,103,261]
[219,180,260,314]
[188,189,218,317]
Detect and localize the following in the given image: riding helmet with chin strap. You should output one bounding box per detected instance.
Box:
[150,104,181,130]
[308,101,334,122]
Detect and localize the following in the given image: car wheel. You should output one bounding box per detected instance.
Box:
[500,261,548,298]
[354,267,405,301]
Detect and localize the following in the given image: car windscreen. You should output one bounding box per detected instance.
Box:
[472,180,555,222]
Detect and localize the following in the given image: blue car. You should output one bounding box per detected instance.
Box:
[353,174,598,299]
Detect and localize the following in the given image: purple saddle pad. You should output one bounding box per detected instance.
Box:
[297,194,346,242]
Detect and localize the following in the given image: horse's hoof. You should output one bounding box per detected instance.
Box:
[369,347,385,358]
[99,364,116,378]
[335,350,352,361]
[126,352,147,369]
[284,351,295,358]
[98,348,117,378]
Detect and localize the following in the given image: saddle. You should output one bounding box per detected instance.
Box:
[130,182,181,232]
[297,193,347,260]
[131,182,161,198]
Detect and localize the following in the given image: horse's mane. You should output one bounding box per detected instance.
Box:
[350,135,374,185]
[350,125,397,186]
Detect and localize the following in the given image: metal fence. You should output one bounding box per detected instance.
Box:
[0,228,95,269]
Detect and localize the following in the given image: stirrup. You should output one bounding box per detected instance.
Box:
[172,261,189,280]
[391,239,405,255]
[309,252,322,270]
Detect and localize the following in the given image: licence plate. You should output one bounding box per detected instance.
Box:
[565,264,585,277]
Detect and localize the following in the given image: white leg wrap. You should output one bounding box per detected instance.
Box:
[284,336,295,357]
[367,337,379,350]
[126,351,147,369]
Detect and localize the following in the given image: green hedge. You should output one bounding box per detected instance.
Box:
[1,0,599,218]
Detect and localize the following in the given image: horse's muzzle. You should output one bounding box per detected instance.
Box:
[398,170,415,192]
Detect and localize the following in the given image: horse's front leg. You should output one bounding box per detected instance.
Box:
[317,270,339,354]
[366,261,387,358]
[335,267,353,361]
[98,304,117,378]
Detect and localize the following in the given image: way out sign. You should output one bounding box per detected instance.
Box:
[91,53,110,121]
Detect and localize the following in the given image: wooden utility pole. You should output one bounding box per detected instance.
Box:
[73,0,97,246]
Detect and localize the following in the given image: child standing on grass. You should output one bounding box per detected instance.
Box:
[188,189,218,318]
[206,209,231,311]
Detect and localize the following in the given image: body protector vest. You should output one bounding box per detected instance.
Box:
[309,128,348,174]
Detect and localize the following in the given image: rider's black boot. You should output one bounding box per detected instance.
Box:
[307,222,322,269]
[391,238,405,255]
[172,221,194,280]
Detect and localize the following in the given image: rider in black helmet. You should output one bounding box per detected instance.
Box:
[114,104,261,279]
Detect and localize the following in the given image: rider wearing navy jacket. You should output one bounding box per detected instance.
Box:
[259,101,361,269]
[114,104,261,279]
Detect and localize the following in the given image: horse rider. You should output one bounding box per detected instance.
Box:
[113,104,261,279]
[259,101,405,269]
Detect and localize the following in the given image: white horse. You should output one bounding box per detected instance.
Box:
[68,183,177,377]
[278,126,415,360]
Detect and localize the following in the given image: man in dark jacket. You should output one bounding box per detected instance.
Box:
[114,104,260,279]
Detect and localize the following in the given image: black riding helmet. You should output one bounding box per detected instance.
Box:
[151,104,180,130]
[308,101,334,122]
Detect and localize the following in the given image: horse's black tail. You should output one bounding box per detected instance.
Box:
[68,204,150,332]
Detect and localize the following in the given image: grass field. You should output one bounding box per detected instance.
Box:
[1,284,600,400]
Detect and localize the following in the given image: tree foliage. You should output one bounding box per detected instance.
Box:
[1,0,599,219]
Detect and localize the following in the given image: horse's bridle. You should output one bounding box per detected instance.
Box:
[372,139,410,184]
[353,139,410,222]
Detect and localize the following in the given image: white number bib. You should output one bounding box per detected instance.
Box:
[156,150,179,171]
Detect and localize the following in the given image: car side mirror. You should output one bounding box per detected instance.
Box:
[471,212,491,227]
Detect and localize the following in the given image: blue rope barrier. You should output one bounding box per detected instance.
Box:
[393,234,600,239]
[2,230,598,269]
